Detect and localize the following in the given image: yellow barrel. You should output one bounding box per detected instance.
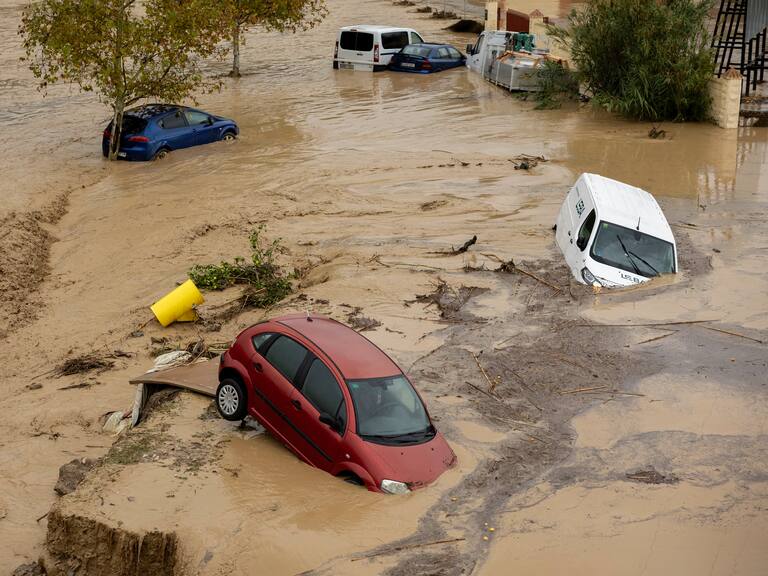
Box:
[150,279,204,327]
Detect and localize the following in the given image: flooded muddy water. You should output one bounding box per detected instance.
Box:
[0,0,767,573]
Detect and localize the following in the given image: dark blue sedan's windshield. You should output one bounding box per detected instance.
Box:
[591,221,675,277]
[347,375,431,440]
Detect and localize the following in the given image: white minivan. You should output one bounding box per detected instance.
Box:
[555,173,678,288]
[333,26,425,71]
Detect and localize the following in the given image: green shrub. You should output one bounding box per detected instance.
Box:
[549,0,714,121]
[534,60,580,109]
[189,225,292,308]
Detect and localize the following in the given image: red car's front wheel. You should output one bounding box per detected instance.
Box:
[216,378,247,421]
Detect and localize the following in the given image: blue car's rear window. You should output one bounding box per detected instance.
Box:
[402,45,432,57]
[120,115,147,135]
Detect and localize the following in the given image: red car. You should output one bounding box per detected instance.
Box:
[217,314,456,493]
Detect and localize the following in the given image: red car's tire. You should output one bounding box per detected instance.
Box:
[216,378,247,421]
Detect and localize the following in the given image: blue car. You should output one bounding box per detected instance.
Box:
[388,43,466,73]
[102,104,239,161]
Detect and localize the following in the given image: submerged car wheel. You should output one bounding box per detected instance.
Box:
[153,148,170,161]
[221,132,236,142]
[216,378,247,421]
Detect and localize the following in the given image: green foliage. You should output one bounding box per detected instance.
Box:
[189,226,293,308]
[20,0,229,158]
[223,0,328,75]
[548,0,714,121]
[534,60,580,110]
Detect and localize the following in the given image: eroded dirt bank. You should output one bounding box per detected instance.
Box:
[1,0,767,573]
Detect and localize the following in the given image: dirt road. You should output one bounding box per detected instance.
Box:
[1,0,767,574]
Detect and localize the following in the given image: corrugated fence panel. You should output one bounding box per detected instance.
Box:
[746,0,768,40]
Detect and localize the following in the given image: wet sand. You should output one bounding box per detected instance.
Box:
[1,0,767,573]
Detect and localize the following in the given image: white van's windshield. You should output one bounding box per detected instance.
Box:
[590,221,675,277]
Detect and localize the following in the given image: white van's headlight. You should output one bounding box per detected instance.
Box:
[380,479,410,495]
[581,267,602,287]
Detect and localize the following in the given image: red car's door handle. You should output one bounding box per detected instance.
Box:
[291,399,302,410]
[253,362,263,372]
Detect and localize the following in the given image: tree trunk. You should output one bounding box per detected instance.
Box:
[108,98,125,161]
[109,4,126,161]
[231,24,241,77]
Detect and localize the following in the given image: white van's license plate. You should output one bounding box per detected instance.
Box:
[402,63,415,68]
[339,62,353,70]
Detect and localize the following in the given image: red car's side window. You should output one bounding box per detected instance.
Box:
[300,359,346,433]
[251,332,275,353]
[263,336,308,384]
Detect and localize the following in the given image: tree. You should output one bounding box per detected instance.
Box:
[549,0,714,121]
[223,0,327,77]
[20,0,229,159]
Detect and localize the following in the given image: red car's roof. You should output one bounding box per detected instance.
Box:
[272,314,401,380]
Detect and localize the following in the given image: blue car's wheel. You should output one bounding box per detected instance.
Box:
[153,147,170,161]
[221,131,236,142]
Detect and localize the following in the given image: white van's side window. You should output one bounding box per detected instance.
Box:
[577,210,596,251]
[382,31,409,50]
[475,35,484,55]
[340,31,374,52]
[411,32,424,44]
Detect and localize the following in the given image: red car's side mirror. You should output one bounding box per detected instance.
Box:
[319,413,342,433]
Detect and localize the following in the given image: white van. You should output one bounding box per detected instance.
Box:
[334,26,425,71]
[555,173,677,288]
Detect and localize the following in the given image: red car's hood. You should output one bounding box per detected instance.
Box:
[365,432,456,488]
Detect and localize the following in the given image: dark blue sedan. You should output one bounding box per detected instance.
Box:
[388,43,466,73]
[102,104,239,161]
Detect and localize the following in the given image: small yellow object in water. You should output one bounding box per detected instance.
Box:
[483,535,489,541]
[489,527,495,532]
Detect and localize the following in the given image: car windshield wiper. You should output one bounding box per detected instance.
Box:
[626,248,660,277]
[363,426,435,442]
[616,234,642,276]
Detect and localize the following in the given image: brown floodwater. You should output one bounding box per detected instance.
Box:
[0,0,767,572]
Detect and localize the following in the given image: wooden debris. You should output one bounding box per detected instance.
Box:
[452,235,477,255]
[464,380,500,401]
[697,324,764,344]
[472,352,496,393]
[576,319,718,328]
[57,382,92,391]
[635,330,677,345]
[482,253,563,293]
[351,537,466,561]
[560,385,608,395]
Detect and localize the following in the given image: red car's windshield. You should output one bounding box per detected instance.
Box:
[347,375,432,442]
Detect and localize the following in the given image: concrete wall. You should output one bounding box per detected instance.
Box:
[529,13,572,65]
[709,68,742,129]
[485,1,498,31]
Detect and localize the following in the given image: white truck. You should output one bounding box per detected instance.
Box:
[465,30,544,92]
[555,173,678,288]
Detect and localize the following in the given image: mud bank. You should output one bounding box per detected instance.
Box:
[46,508,178,576]
[0,193,70,339]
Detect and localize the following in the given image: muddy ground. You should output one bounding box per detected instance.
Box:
[1,0,767,574]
